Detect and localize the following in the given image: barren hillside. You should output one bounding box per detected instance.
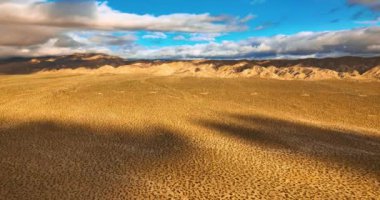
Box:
[1,54,380,80]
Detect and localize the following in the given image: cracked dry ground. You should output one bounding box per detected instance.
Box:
[0,74,379,199]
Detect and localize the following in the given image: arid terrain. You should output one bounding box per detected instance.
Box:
[0,55,379,199]
[1,54,380,80]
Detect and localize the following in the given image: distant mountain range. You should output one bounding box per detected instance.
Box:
[1,53,379,80]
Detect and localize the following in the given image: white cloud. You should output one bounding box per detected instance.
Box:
[188,33,222,42]
[240,14,256,23]
[255,25,266,31]
[0,0,379,60]
[88,33,136,46]
[4,27,380,59]
[0,0,247,34]
[173,35,186,41]
[0,24,61,46]
[0,39,83,58]
[0,30,134,58]
[171,33,222,42]
[122,27,380,59]
[0,0,249,57]
[348,0,380,11]
[356,17,380,24]
[142,32,167,39]
[2,26,380,59]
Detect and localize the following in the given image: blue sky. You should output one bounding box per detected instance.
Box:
[110,0,373,32]
[109,0,378,43]
[0,0,379,59]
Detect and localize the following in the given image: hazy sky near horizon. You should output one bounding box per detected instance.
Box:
[0,0,379,59]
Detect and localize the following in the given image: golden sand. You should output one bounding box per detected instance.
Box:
[0,73,379,199]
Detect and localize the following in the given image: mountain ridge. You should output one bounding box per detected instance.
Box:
[1,53,379,80]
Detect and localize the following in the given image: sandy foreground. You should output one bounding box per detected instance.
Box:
[0,73,379,199]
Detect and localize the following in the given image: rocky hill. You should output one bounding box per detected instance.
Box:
[0,53,125,75]
[1,53,379,80]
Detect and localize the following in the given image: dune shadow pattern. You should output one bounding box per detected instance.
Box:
[195,113,380,176]
[0,120,193,199]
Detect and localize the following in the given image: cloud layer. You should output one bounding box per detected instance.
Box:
[0,0,246,33]
[348,0,380,11]
[0,0,379,59]
[0,0,247,57]
[123,27,380,59]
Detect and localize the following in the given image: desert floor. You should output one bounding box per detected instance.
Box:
[0,73,379,199]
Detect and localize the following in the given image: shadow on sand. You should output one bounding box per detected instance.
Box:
[0,119,193,199]
[194,113,380,175]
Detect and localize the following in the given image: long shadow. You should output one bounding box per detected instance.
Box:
[195,113,380,176]
[0,119,193,199]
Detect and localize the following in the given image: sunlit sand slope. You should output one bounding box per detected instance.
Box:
[0,74,379,199]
